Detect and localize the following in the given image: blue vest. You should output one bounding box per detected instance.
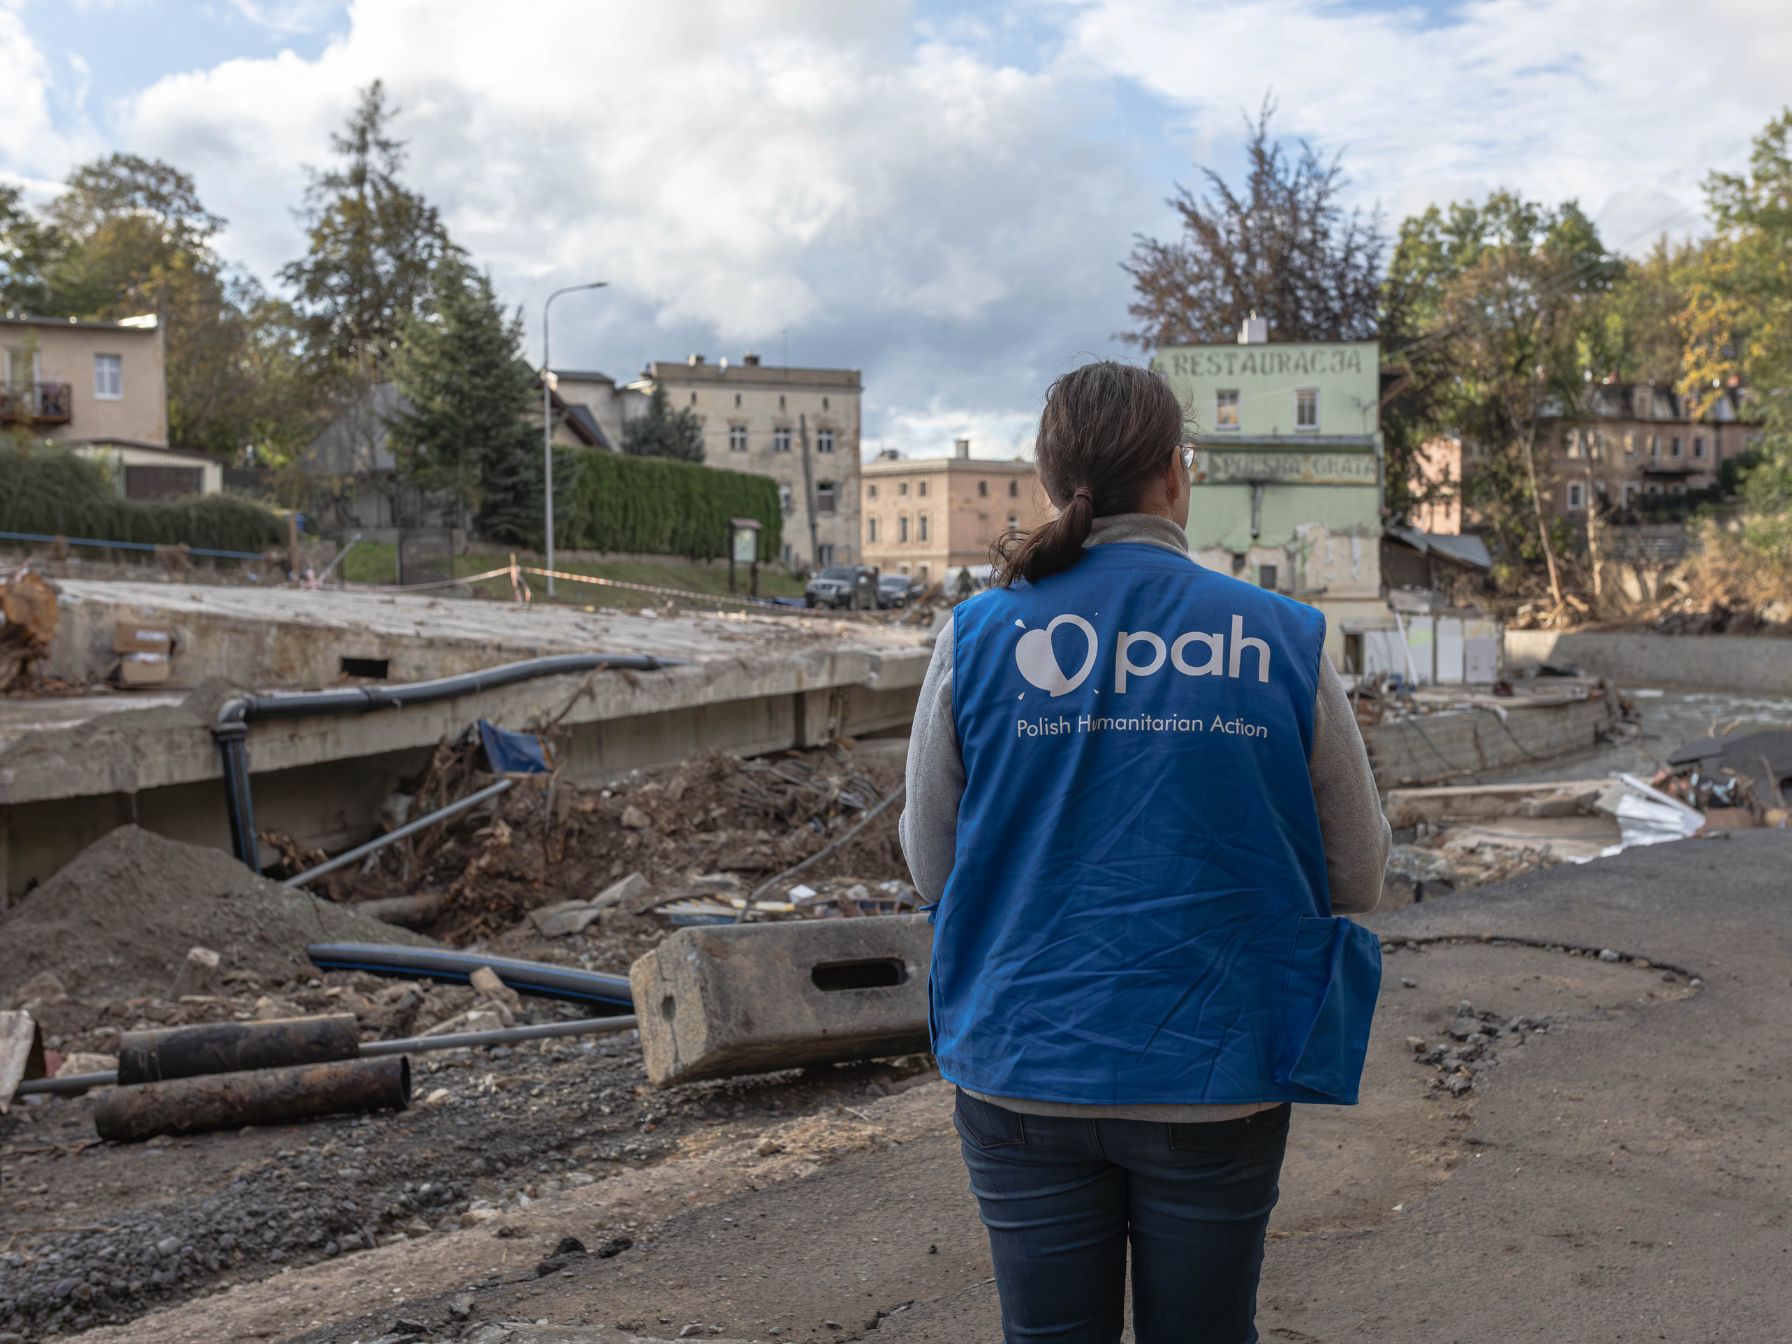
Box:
[931,542,1380,1106]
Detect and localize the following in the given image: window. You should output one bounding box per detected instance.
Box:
[1008,479,1018,497]
[817,428,835,454]
[1671,435,1682,458]
[689,391,697,405]
[778,394,786,409]
[1215,389,1239,430]
[816,480,837,515]
[1566,481,1586,512]
[1006,515,1018,531]
[867,517,878,542]
[867,483,878,499]
[1623,482,1639,506]
[978,480,989,497]
[728,424,747,453]
[778,484,794,515]
[1564,430,1581,459]
[918,480,928,497]
[816,544,836,566]
[1693,435,1706,458]
[1646,482,1662,496]
[734,393,741,407]
[1624,432,1636,457]
[1295,388,1319,431]
[772,427,792,453]
[93,354,123,400]
[918,513,929,541]
[1649,434,1659,458]
[1258,563,1278,590]
[899,515,909,542]
[823,397,830,410]
[898,481,909,496]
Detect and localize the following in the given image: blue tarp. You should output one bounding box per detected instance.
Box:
[478,720,552,775]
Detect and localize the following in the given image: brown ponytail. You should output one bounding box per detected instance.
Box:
[991,362,1185,587]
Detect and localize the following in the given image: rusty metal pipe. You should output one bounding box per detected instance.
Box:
[94,1056,411,1142]
[19,1014,640,1099]
[116,1014,361,1086]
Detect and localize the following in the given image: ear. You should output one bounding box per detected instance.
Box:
[1163,457,1186,506]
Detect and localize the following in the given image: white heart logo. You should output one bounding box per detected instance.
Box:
[1014,615,1098,697]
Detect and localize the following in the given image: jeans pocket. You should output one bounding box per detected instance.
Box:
[1167,1104,1291,1156]
[953,1088,1027,1149]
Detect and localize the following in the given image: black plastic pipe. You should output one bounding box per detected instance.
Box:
[212,653,688,868]
[306,943,635,1010]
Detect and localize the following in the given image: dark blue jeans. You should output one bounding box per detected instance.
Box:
[954,1088,1291,1344]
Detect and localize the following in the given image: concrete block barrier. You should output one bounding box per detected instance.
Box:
[629,915,933,1086]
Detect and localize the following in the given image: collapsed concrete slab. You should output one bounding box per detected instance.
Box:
[0,582,931,898]
[630,915,933,1086]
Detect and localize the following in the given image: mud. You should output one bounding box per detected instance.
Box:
[0,1016,932,1341]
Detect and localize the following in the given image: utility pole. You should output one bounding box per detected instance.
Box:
[799,413,819,570]
[541,281,607,597]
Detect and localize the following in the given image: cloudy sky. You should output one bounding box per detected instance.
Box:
[4,0,1789,458]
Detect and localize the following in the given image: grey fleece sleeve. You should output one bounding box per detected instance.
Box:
[899,624,1389,915]
[899,624,964,905]
[1310,657,1390,914]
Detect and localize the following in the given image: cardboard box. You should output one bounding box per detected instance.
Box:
[117,651,171,688]
[114,622,175,655]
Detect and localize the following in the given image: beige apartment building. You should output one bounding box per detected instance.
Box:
[860,440,1050,584]
[631,356,862,570]
[2,314,168,448]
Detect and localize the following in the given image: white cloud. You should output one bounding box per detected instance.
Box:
[111,0,1152,446]
[226,0,341,33]
[0,0,100,187]
[1058,0,1792,251]
[8,0,1792,447]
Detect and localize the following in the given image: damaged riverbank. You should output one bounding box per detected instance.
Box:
[44,830,1776,1344]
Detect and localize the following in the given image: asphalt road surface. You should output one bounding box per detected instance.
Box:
[264,829,1790,1343]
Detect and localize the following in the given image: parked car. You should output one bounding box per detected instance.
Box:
[877,574,921,609]
[805,565,878,610]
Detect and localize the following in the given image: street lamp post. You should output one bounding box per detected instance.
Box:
[542,281,607,596]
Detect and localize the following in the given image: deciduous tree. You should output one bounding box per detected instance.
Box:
[1122,98,1386,349]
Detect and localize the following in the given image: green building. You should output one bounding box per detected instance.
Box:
[1152,325,1385,659]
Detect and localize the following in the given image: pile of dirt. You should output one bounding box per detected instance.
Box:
[314,742,910,957]
[0,825,433,1002]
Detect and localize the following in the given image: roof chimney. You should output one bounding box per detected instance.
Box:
[687,353,706,366]
[1238,313,1267,345]
[954,438,971,460]
[742,352,761,366]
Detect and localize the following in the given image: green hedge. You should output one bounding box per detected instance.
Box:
[0,444,285,554]
[557,449,784,561]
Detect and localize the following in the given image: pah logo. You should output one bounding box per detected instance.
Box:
[1013,611,1274,695]
[1013,615,1098,697]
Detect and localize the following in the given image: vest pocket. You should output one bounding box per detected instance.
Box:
[1273,916,1382,1103]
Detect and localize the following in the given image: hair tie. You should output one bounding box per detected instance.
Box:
[1072,486,1094,506]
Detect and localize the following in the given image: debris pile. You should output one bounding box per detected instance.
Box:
[1381,747,1787,907]
[0,567,59,692]
[307,741,912,963]
[1407,999,1556,1099]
